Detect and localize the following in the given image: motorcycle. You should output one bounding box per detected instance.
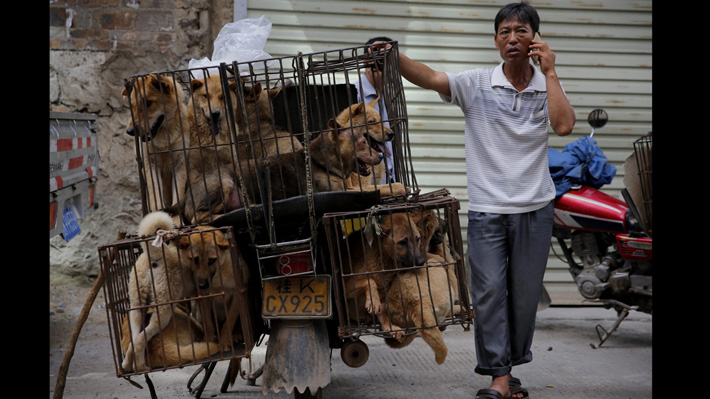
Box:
[549,109,652,348]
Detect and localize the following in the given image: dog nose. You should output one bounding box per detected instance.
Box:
[126,126,135,136]
[415,254,426,266]
[198,279,210,290]
[211,110,221,120]
[386,129,395,140]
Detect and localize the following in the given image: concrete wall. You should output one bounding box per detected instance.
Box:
[49,0,234,284]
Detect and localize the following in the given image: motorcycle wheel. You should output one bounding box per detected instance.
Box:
[294,387,323,399]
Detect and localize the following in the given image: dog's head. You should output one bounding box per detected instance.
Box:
[237,80,282,127]
[177,227,232,291]
[326,118,383,177]
[122,74,183,142]
[411,209,451,261]
[377,211,426,269]
[190,75,238,137]
[335,97,395,159]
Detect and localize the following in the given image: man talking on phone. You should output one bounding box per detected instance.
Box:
[397,2,575,398]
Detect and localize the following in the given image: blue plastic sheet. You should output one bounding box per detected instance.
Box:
[548,136,616,197]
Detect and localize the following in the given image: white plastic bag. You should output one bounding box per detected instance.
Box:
[188,15,278,78]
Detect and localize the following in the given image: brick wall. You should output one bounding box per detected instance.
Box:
[49,0,213,56]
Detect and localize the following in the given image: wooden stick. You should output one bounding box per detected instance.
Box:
[53,230,127,399]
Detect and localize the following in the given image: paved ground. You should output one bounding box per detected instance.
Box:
[50,283,652,399]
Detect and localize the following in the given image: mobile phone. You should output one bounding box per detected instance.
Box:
[530,32,541,63]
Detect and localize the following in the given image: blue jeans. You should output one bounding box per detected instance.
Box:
[466,202,554,377]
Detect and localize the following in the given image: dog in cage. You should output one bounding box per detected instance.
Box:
[382,209,463,365]
[183,74,239,184]
[181,225,249,346]
[122,73,189,208]
[337,98,406,197]
[342,210,426,341]
[119,302,222,371]
[175,114,385,225]
[121,212,231,372]
[234,80,304,160]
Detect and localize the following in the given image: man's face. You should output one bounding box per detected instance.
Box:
[494,18,536,63]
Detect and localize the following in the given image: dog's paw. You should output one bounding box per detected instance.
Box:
[121,358,134,373]
[121,347,135,372]
[133,359,151,373]
[365,295,381,315]
[366,301,381,316]
[385,328,405,342]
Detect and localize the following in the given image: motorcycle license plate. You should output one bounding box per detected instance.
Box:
[262,276,331,319]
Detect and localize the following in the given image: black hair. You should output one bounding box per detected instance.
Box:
[365,36,394,46]
[494,2,540,34]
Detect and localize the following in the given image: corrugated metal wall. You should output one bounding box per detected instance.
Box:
[243,0,652,304]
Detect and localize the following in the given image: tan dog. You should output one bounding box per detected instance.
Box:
[121,213,234,372]
[202,226,251,389]
[341,211,426,340]
[176,226,242,341]
[176,118,383,224]
[119,304,222,370]
[122,211,195,372]
[184,75,239,187]
[382,209,462,364]
[234,81,303,161]
[122,74,188,208]
[335,99,407,197]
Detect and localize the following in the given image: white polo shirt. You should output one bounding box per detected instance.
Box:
[440,62,556,214]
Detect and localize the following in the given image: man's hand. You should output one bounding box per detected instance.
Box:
[528,36,556,77]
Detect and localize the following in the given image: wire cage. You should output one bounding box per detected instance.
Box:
[122,41,417,289]
[98,225,255,379]
[112,42,473,387]
[632,132,652,235]
[322,190,473,341]
[123,41,413,222]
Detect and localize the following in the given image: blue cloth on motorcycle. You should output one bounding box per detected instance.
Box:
[548,136,616,197]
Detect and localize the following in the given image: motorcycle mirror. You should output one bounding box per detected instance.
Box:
[588,109,608,128]
[587,108,608,137]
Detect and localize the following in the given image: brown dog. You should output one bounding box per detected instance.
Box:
[119,304,223,371]
[201,226,251,389]
[182,75,239,194]
[122,73,188,208]
[122,214,241,373]
[382,209,462,364]
[177,118,383,224]
[234,81,303,161]
[335,99,407,197]
[122,211,200,372]
[341,211,426,340]
[177,226,247,343]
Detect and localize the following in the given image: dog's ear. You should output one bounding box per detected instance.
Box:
[267,84,282,100]
[150,74,173,95]
[377,214,392,234]
[229,80,237,93]
[215,233,231,250]
[367,96,380,109]
[327,117,344,131]
[177,235,191,250]
[351,102,365,116]
[191,78,204,93]
[252,82,263,98]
